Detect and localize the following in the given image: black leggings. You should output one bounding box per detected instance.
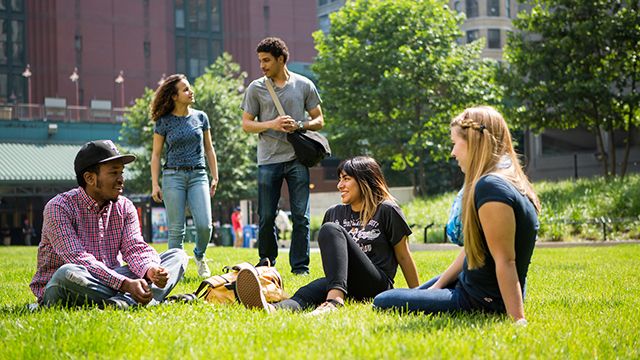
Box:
[274,222,392,311]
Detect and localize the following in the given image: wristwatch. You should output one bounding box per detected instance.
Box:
[296,121,305,130]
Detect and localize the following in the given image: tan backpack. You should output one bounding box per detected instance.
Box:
[193,262,287,304]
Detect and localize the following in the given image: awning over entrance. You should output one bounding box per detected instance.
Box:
[0,142,77,183]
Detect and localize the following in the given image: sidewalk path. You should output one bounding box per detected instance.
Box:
[277,239,640,253]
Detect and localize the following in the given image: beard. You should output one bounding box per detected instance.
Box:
[96,178,120,203]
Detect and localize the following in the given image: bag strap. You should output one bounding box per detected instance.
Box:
[264,76,286,117]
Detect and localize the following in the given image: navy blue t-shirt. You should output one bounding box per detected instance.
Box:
[153,109,210,168]
[459,174,539,305]
[322,200,412,284]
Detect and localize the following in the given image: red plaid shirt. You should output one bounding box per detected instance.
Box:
[30,187,160,301]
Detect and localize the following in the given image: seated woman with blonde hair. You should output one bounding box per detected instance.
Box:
[374,106,540,325]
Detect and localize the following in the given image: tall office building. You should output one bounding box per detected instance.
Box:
[1,0,317,107]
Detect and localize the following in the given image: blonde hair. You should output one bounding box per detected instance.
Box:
[450,106,541,269]
[337,156,396,226]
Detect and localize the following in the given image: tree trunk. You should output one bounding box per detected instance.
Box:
[594,126,610,178]
[608,127,616,177]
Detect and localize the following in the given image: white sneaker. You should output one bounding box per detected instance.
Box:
[307,299,343,316]
[195,257,211,278]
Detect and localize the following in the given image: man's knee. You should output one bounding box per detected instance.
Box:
[49,264,88,286]
[161,248,188,261]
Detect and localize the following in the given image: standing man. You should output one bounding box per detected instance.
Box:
[241,37,324,275]
[30,140,189,309]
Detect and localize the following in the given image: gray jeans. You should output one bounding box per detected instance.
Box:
[41,248,189,307]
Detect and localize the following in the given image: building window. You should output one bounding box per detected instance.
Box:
[453,1,461,13]
[319,14,330,34]
[487,29,501,49]
[465,0,478,18]
[210,1,220,32]
[175,0,185,28]
[10,0,22,12]
[10,20,24,63]
[466,29,480,44]
[0,19,7,65]
[319,0,328,6]
[506,0,511,18]
[175,0,222,79]
[176,37,186,74]
[0,0,26,102]
[0,73,7,99]
[487,0,500,16]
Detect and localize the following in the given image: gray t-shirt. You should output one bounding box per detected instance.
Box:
[241,72,322,165]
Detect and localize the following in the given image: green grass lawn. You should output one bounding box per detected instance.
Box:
[1,243,639,359]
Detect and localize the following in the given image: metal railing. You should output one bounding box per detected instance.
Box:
[422,216,640,243]
[0,103,128,123]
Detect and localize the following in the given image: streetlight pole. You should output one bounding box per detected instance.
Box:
[69,67,80,120]
[22,64,32,118]
[114,70,125,108]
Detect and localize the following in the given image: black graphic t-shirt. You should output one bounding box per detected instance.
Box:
[322,200,412,283]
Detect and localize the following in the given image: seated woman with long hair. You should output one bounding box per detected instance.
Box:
[374,106,540,324]
[235,156,420,315]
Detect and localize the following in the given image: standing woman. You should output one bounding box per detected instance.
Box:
[151,74,219,278]
[235,156,420,315]
[374,106,540,325]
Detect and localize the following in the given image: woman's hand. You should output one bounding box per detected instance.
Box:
[151,185,163,203]
[210,178,218,197]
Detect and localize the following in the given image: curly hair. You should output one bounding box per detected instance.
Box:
[256,37,289,63]
[150,74,187,121]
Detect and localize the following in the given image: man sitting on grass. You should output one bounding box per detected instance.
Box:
[30,140,189,309]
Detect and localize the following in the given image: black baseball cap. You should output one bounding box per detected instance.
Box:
[74,140,136,177]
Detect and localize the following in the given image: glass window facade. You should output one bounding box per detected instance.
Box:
[174,0,222,79]
[0,0,26,102]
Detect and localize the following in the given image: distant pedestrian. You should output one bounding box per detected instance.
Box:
[22,218,35,246]
[275,208,291,241]
[241,37,324,275]
[373,106,540,325]
[231,207,243,247]
[151,74,219,278]
[30,140,188,309]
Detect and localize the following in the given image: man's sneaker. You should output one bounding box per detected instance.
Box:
[255,258,274,267]
[235,267,274,313]
[101,296,131,310]
[195,257,211,278]
[307,299,343,316]
[292,269,309,276]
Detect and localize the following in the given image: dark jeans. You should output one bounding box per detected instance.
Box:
[274,222,392,311]
[258,159,310,273]
[373,274,506,314]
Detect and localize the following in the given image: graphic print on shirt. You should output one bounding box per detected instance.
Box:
[337,218,381,254]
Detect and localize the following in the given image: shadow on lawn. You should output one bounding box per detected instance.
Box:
[374,311,501,333]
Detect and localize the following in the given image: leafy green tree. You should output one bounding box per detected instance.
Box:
[120,53,257,200]
[193,53,257,201]
[313,0,502,195]
[504,0,640,178]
